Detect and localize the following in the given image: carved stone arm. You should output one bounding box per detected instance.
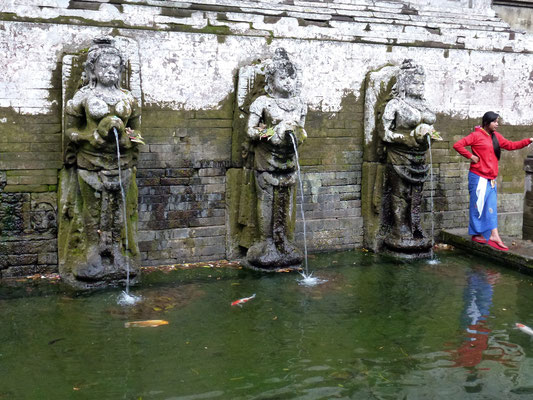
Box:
[247,111,262,140]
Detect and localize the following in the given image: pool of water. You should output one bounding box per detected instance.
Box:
[2,249,533,399]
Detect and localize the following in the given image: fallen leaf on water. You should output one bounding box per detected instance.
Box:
[124,320,169,328]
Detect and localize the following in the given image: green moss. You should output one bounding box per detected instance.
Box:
[3,185,50,193]
[265,31,274,45]
[0,203,17,234]
[166,21,233,36]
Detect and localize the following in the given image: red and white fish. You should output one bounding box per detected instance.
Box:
[516,323,533,336]
[231,293,256,307]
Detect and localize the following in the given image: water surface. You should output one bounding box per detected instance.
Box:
[2,250,533,399]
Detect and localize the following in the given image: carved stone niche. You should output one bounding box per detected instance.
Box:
[31,193,57,234]
[523,153,533,239]
[58,36,143,289]
[226,48,307,271]
[362,60,436,259]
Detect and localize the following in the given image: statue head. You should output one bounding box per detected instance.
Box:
[264,48,300,98]
[396,59,425,100]
[84,36,125,89]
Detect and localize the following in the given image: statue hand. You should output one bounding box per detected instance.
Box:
[69,131,80,143]
[271,123,288,144]
[271,132,283,145]
[274,123,287,137]
[119,132,132,149]
[414,130,428,144]
[293,126,307,144]
[386,131,405,141]
[97,116,125,140]
[90,130,106,147]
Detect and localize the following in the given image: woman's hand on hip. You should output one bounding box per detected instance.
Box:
[470,155,480,164]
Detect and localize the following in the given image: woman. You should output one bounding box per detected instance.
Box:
[453,112,532,251]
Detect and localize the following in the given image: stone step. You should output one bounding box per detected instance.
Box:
[440,228,533,275]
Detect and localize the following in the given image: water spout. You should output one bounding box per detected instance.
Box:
[113,127,140,304]
[289,133,326,287]
[427,135,439,265]
[289,133,308,272]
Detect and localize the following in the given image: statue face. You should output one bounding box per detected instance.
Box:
[405,73,425,99]
[271,70,296,97]
[94,54,121,87]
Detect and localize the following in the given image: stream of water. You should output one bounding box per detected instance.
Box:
[113,128,139,305]
[427,135,438,264]
[289,133,308,273]
[289,133,326,287]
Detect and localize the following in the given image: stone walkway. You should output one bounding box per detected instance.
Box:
[440,228,533,274]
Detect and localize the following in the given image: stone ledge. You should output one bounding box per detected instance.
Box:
[440,228,533,274]
[1,0,525,52]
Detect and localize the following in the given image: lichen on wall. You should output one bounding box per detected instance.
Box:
[1,0,533,274]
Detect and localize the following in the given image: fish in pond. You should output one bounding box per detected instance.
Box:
[124,320,169,328]
[231,293,256,307]
[516,323,533,336]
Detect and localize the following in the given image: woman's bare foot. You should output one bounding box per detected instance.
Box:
[489,228,508,250]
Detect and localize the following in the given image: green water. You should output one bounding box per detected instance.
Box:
[2,249,533,399]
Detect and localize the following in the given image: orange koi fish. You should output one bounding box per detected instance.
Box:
[516,323,533,336]
[124,320,169,328]
[231,293,256,307]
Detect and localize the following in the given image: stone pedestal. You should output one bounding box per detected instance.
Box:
[523,154,533,239]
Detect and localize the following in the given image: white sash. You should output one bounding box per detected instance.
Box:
[476,177,487,218]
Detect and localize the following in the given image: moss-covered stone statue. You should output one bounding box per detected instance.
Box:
[362,59,442,259]
[58,36,144,288]
[228,48,307,270]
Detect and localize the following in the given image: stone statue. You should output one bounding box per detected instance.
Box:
[363,59,441,258]
[234,48,307,269]
[58,36,144,287]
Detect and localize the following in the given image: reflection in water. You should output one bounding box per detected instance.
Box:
[449,268,523,374]
[450,268,499,368]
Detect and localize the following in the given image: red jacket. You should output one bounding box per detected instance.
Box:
[453,126,531,180]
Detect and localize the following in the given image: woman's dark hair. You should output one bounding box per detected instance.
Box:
[482,111,501,160]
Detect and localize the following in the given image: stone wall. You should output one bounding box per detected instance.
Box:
[494,1,533,34]
[1,0,533,275]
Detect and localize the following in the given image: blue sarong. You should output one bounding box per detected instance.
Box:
[468,171,497,240]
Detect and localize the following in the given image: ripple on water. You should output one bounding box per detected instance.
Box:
[298,272,328,287]
[117,291,142,306]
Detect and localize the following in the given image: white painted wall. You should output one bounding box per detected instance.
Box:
[0,0,531,125]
